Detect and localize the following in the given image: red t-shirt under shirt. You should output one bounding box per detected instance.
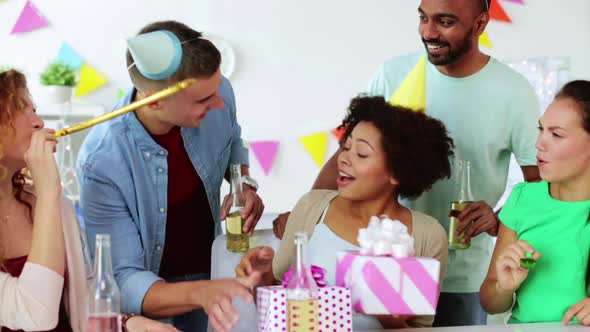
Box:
[152,126,215,279]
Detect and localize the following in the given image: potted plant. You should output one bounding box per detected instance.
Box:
[40,62,77,104]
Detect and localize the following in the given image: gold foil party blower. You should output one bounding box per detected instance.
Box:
[54,78,196,137]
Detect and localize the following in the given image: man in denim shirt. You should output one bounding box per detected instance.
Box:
[77,21,264,332]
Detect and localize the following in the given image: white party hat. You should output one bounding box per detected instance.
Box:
[127,30,183,80]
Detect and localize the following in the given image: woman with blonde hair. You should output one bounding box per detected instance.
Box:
[0,69,177,332]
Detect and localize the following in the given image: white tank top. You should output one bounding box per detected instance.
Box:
[307,205,383,330]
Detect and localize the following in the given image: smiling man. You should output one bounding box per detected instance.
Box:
[76,21,264,332]
[293,0,542,327]
[365,0,541,326]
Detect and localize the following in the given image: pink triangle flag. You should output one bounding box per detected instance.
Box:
[10,0,49,34]
[250,141,280,176]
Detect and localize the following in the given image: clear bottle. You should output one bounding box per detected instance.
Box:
[226,164,249,252]
[88,234,122,332]
[449,160,475,249]
[286,231,318,332]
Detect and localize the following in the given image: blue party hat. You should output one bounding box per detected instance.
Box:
[127,30,183,80]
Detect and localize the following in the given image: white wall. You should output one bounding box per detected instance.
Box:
[1,0,589,213]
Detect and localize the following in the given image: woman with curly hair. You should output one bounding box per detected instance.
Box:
[236,95,455,329]
[0,69,177,332]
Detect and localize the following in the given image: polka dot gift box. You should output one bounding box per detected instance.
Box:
[257,286,353,332]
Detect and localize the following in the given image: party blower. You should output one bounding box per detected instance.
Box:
[54,78,195,137]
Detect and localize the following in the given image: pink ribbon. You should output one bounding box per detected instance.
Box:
[282,265,327,288]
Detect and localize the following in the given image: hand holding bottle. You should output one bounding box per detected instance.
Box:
[224,165,250,252]
[455,200,500,239]
[495,240,541,292]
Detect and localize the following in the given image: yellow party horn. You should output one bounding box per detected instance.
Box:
[54,78,196,137]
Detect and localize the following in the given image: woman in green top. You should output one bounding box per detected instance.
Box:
[480,80,590,325]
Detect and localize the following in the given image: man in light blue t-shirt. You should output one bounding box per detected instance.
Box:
[273,0,541,328]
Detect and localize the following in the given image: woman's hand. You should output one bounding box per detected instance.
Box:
[235,246,275,286]
[24,129,61,196]
[495,240,540,293]
[563,297,590,326]
[376,314,411,329]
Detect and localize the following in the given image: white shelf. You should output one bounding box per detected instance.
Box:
[37,102,106,118]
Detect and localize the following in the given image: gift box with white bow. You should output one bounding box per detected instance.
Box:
[335,216,440,315]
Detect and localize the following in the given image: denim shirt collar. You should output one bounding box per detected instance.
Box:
[119,88,172,158]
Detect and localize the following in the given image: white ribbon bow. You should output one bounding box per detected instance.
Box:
[357,216,415,258]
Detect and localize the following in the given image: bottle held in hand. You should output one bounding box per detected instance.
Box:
[449,160,475,249]
[226,164,249,252]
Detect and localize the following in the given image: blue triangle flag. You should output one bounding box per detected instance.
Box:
[56,42,84,69]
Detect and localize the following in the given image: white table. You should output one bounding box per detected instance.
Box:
[386,322,587,332]
[210,231,584,332]
[209,228,281,332]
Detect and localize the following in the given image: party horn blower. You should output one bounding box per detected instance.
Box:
[54,78,196,137]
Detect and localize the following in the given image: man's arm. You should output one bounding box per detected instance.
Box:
[80,168,256,323]
[521,165,541,182]
[312,150,339,190]
[79,169,162,315]
[458,165,541,239]
[142,278,253,318]
[142,276,259,332]
[271,150,340,239]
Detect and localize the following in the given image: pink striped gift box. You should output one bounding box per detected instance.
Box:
[335,251,440,315]
[256,286,353,332]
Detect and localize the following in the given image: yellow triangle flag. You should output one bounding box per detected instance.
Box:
[299,132,329,168]
[479,32,493,48]
[75,63,108,98]
[389,55,426,112]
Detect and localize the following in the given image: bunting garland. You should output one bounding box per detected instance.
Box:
[331,126,346,141]
[249,141,280,176]
[479,32,494,48]
[481,0,525,49]
[299,132,329,168]
[56,43,84,69]
[490,0,512,23]
[4,0,529,177]
[7,2,111,97]
[10,0,48,34]
[389,56,426,111]
[74,64,108,98]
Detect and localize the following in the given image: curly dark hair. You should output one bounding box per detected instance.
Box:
[339,95,454,199]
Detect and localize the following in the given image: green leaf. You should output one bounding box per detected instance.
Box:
[39,61,77,87]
